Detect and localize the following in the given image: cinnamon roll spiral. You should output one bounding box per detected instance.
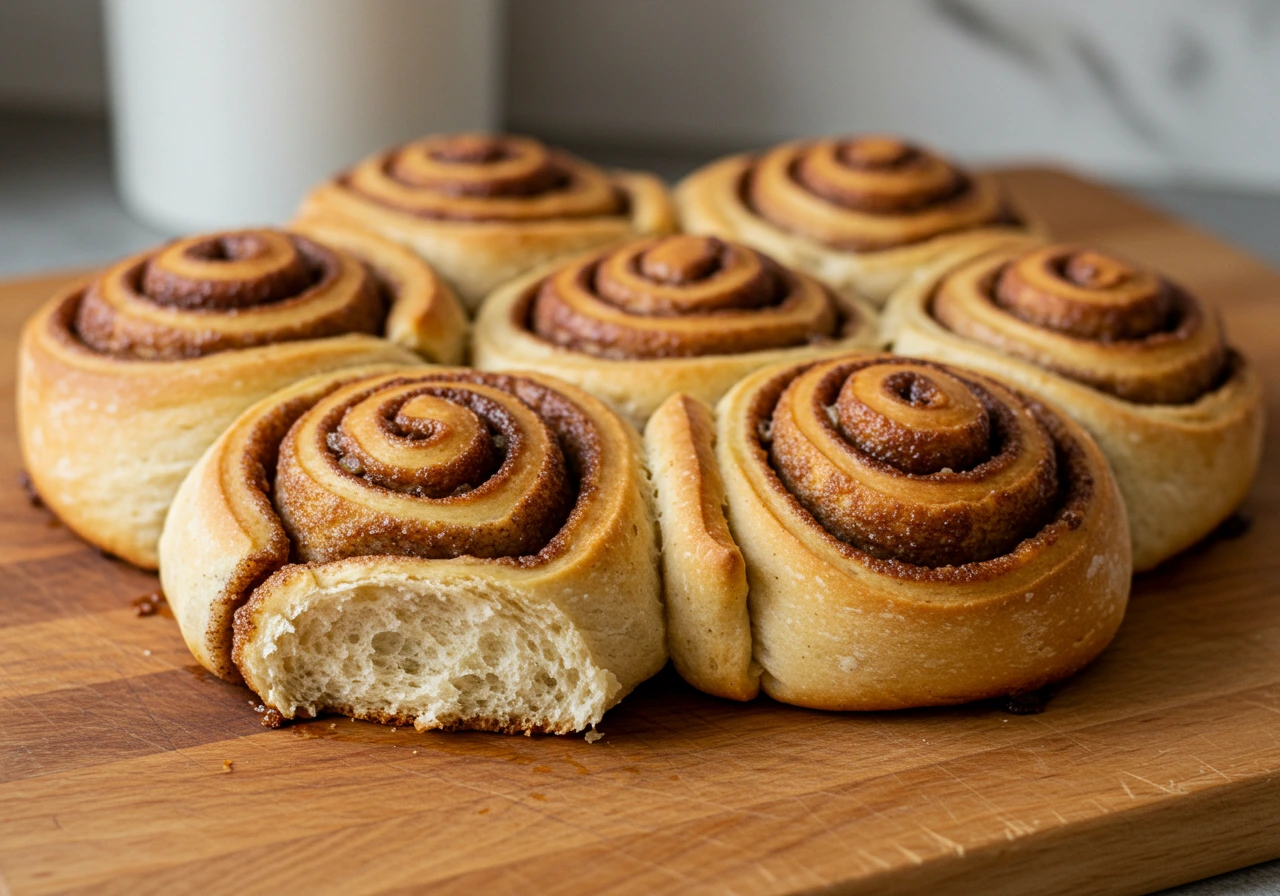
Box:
[646,355,1130,709]
[474,235,880,428]
[17,225,468,567]
[297,133,677,311]
[161,367,665,734]
[886,242,1264,570]
[676,135,1033,305]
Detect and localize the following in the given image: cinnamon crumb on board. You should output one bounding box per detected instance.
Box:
[18,471,43,508]
[131,591,169,617]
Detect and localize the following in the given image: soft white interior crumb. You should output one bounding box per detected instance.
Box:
[241,579,621,734]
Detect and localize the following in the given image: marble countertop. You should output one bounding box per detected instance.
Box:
[1,113,1277,896]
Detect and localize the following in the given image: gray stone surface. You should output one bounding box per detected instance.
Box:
[0,112,1277,895]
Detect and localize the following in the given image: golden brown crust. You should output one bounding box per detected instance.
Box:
[290,220,469,364]
[885,242,1265,570]
[296,133,678,311]
[710,354,1131,710]
[17,298,419,569]
[930,244,1225,404]
[72,230,384,360]
[645,394,758,701]
[746,136,1017,251]
[160,371,381,679]
[676,138,1037,306]
[160,366,666,733]
[15,225,466,568]
[473,236,882,429]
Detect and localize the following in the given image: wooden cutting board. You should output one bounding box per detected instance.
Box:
[2,169,1278,896]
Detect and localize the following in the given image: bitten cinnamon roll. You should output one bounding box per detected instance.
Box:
[676,135,1033,305]
[646,355,1130,709]
[885,242,1264,570]
[17,226,468,568]
[160,367,665,734]
[296,133,678,311]
[473,235,880,428]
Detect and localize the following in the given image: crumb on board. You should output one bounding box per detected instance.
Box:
[584,729,603,744]
[222,759,234,773]
[131,590,169,617]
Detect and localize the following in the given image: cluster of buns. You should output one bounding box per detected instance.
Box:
[18,132,1262,734]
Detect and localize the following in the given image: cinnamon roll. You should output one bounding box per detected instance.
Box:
[17,226,468,568]
[296,133,678,311]
[160,367,665,734]
[676,135,1033,305]
[473,234,880,428]
[646,355,1130,709]
[885,242,1264,570]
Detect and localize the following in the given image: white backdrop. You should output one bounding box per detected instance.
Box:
[507,0,1280,188]
[3,0,1280,189]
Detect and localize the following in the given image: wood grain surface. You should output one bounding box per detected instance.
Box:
[2,170,1278,896]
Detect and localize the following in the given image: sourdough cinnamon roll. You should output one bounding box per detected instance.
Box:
[297,133,678,311]
[160,367,665,734]
[885,242,1264,570]
[646,355,1130,709]
[17,226,468,568]
[473,235,880,428]
[676,135,1033,305]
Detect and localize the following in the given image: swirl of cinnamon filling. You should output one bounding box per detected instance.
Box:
[272,372,593,564]
[72,229,385,361]
[746,135,1016,252]
[766,357,1069,568]
[339,133,626,222]
[528,235,848,359]
[931,244,1226,404]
